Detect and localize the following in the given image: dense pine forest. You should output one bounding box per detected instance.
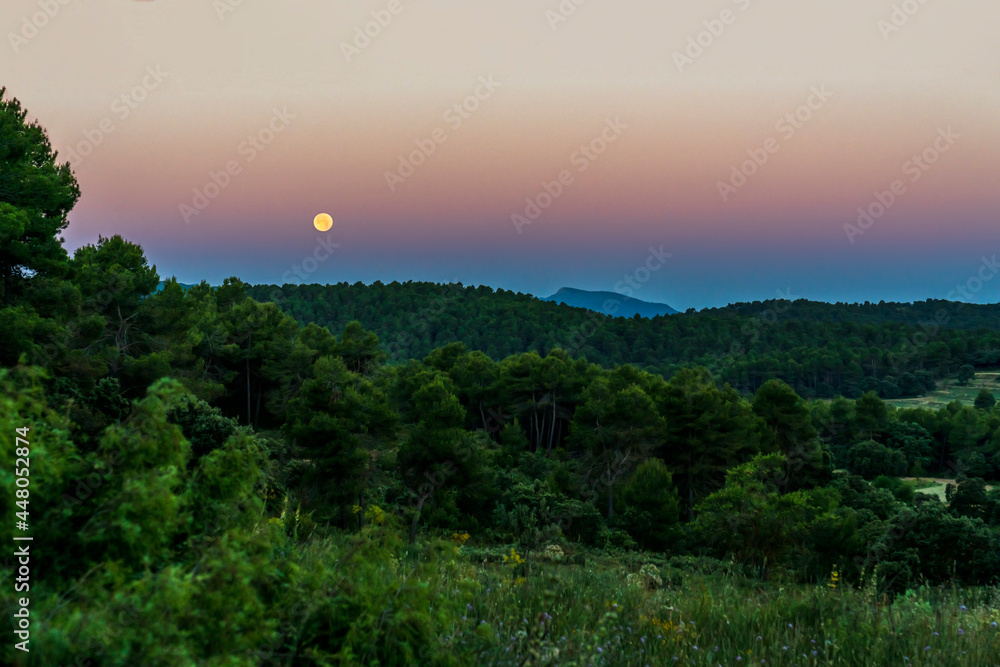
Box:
[246,282,1000,400]
[3,91,1000,665]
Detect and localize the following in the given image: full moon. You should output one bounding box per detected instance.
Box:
[313,213,333,232]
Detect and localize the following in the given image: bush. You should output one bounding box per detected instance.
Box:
[617,458,681,551]
[847,440,908,479]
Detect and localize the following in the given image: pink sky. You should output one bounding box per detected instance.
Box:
[2,0,998,306]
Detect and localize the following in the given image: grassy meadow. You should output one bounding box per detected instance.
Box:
[450,546,1000,666]
[886,373,1000,411]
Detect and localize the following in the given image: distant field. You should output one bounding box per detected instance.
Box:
[886,371,999,410]
[903,476,995,501]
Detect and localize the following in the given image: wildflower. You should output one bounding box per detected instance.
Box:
[924,646,931,651]
[992,621,998,628]
[363,504,385,525]
[959,605,967,611]
[467,603,474,611]
[597,647,603,653]
[958,628,964,635]
[502,548,525,566]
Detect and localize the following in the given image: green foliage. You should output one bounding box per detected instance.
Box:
[975,387,997,410]
[247,283,1000,401]
[949,477,994,522]
[569,375,664,519]
[846,440,908,479]
[753,379,831,491]
[166,392,239,460]
[78,379,192,568]
[854,391,889,440]
[658,367,762,520]
[0,88,79,306]
[284,355,396,518]
[617,458,681,551]
[957,364,976,385]
[884,420,936,472]
[694,454,860,580]
[871,475,916,502]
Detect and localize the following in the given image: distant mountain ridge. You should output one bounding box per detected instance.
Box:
[542,287,678,318]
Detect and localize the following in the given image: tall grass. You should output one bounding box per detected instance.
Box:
[21,528,1000,665]
[440,547,1000,666]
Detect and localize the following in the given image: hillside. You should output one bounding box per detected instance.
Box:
[707,298,1000,331]
[245,280,1000,400]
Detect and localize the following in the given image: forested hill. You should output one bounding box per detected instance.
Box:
[705,298,1000,331]
[246,281,1000,400]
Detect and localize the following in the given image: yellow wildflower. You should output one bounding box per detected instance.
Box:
[502,548,525,566]
[828,566,840,590]
[363,505,385,525]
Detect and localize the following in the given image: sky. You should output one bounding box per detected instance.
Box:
[2,0,998,310]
